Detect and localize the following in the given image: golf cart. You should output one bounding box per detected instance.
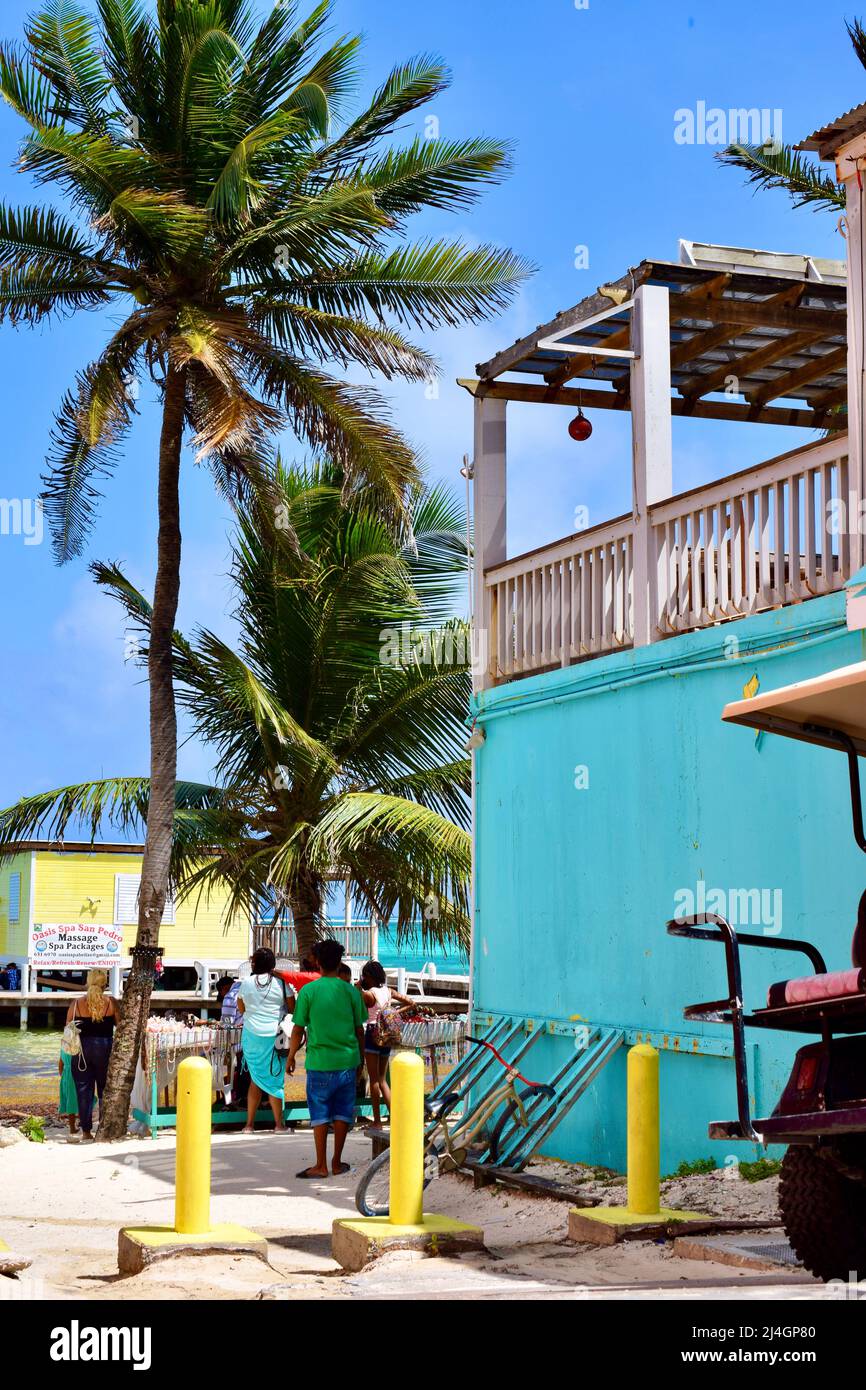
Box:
[668,660,866,1282]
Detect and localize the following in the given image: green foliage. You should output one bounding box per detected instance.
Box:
[0,0,531,560]
[0,459,473,952]
[737,1157,782,1183]
[19,1115,45,1142]
[666,1157,717,1179]
[717,19,866,213]
[719,142,844,213]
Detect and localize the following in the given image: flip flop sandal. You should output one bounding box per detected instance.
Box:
[296,1168,328,1179]
[331,1162,351,1175]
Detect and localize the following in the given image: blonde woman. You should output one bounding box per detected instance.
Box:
[64,970,119,1140]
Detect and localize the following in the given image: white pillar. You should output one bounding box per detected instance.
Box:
[344,877,352,954]
[472,396,507,690]
[630,284,673,647]
[840,141,866,572]
[370,910,379,961]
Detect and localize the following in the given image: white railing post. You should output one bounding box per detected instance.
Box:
[371,910,379,961]
[472,396,507,689]
[630,284,673,646]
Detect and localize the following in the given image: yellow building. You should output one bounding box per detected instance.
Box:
[0,841,250,992]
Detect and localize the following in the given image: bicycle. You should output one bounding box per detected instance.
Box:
[354,1035,555,1217]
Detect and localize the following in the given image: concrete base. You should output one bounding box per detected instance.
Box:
[0,1236,31,1275]
[332,1214,485,1272]
[568,1205,713,1247]
[118,1223,268,1276]
[673,1231,799,1273]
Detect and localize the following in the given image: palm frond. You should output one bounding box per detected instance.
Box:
[25,1,112,132]
[308,791,470,938]
[242,347,420,511]
[0,776,223,848]
[0,40,59,128]
[323,55,450,166]
[0,260,112,325]
[250,300,437,379]
[354,137,514,219]
[41,344,139,561]
[848,17,866,72]
[718,142,845,212]
[96,0,162,139]
[0,202,112,275]
[245,240,534,329]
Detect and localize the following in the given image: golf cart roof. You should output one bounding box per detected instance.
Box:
[722,662,866,756]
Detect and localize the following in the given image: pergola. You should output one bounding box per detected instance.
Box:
[460,241,861,688]
[462,241,847,429]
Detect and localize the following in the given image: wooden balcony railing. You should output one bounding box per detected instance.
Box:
[484,434,857,682]
[253,920,379,960]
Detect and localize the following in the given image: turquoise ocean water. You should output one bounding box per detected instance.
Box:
[329,920,468,975]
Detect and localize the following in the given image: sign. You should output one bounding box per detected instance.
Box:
[30,923,124,970]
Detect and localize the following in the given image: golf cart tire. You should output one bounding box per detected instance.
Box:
[779,1142,866,1282]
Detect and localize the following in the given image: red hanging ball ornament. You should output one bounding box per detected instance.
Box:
[568,408,593,442]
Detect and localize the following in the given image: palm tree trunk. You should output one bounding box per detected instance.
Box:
[98,361,188,1140]
[289,872,323,960]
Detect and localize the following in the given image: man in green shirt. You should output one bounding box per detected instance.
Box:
[287,938,366,1179]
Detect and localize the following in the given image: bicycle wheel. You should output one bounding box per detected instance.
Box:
[354,1143,441,1217]
[355,1148,391,1216]
[487,1085,554,1165]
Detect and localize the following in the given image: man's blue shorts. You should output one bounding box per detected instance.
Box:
[306,1067,357,1125]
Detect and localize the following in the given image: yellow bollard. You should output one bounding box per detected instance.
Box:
[175,1055,212,1235]
[389,1050,425,1225]
[626,1043,660,1216]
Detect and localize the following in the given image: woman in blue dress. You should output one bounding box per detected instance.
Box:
[236,947,291,1133]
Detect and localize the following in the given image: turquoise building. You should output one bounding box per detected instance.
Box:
[462,233,866,1171]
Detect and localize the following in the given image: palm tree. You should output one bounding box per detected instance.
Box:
[0,1,527,1134]
[0,459,472,967]
[717,19,866,211]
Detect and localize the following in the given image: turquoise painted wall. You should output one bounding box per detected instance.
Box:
[472,592,866,1173]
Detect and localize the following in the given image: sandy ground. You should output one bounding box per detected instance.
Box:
[0,1125,830,1301]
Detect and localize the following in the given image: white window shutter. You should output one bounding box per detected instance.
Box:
[113,873,175,926]
[8,873,20,923]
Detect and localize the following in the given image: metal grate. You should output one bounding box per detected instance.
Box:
[735,1239,800,1267]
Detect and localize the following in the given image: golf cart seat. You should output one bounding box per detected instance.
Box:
[767,967,865,1008]
[766,891,866,1009]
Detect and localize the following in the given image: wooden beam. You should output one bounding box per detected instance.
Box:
[476,263,654,381]
[457,377,847,428]
[748,344,848,407]
[670,324,739,370]
[810,382,849,410]
[675,297,846,335]
[668,284,808,371]
[679,327,822,401]
[544,274,731,389]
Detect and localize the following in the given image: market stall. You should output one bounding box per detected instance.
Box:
[130,1011,467,1136]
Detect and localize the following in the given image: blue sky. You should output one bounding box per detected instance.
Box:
[0,0,861,809]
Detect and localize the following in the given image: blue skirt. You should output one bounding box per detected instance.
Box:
[242,1026,286,1100]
